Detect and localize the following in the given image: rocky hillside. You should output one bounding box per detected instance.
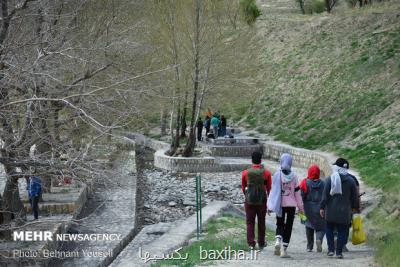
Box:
[233,0,400,265]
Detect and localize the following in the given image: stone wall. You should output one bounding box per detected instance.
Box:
[154,149,218,173]
[261,141,333,177]
[203,144,262,158]
[210,137,257,146]
[125,132,334,176]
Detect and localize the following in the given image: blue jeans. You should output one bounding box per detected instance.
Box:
[326,222,349,255]
[221,127,227,137]
[213,126,218,138]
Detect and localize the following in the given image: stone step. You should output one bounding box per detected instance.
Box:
[21,185,88,216]
[24,202,76,215]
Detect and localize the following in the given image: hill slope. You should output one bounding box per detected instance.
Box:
[234,0,400,265]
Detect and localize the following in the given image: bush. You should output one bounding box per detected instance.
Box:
[239,0,261,25]
[305,0,326,14]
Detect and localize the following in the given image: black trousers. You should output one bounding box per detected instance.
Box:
[30,196,40,219]
[197,127,203,141]
[276,207,296,246]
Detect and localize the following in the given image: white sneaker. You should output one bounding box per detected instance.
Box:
[280,248,291,258]
[274,237,281,256]
[316,240,322,252]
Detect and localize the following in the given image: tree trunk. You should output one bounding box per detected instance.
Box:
[325,0,332,12]
[160,107,167,137]
[36,101,53,193]
[180,90,188,138]
[167,4,182,156]
[0,90,26,230]
[168,98,181,156]
[299,0,305,14]
[2,165,25,226]
[182,0,201,157]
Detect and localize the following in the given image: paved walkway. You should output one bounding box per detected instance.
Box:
[197,214,375,267]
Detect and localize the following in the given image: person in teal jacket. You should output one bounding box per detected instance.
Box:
[210,115,220,139]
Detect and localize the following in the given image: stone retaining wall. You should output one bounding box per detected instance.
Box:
[125,132,334,175]
[203,144,262,158]
[261,141,333,177]
[210,137,257,146]
[154,149,218,173]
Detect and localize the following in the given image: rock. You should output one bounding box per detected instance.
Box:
[220,186,229,191]
[157,195,173,202]
[168,201,177,207]
[144,218,155,224]
[183,199,196,206]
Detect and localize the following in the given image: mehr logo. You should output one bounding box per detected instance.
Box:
[13,231,53,241]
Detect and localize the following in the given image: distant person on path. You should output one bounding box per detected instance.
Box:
[28,176,42,220]
[220,115,227,137]
[268,153,304,258]
[210,115,219,139]
[206,108,212,118]
[204,115,211,135]
[299,164,326,252]
[320,158,358,259]
[196,118,204,141]
[242,151,272,250]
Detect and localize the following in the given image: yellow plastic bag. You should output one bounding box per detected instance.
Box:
[352,215,366,245]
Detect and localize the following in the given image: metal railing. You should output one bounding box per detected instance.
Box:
[195,173,203,239]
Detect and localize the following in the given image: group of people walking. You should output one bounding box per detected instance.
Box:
[242,151,360,259]
[197,112,227,141]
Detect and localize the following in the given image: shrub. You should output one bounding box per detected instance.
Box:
[239,0,261,25]
[304,0,326,14]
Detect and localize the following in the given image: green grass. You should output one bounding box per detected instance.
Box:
[151,214,274,267]
[235,2,400,266]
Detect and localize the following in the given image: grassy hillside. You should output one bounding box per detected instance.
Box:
[232,0,400,265]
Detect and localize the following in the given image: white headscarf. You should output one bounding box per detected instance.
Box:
[330,165,348,196]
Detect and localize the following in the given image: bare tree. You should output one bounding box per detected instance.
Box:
[0,0,153,237]
[147,0,262,157]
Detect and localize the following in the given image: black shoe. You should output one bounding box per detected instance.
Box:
[327,251,334,257]
[336,254,344,259]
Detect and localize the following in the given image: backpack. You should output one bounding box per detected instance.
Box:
[245,168,266,205]
[305,179,324,203]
